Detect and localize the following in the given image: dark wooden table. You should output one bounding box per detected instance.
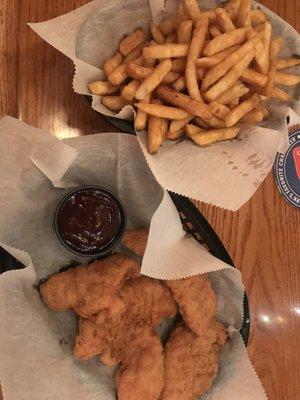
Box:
[0,1,299,399]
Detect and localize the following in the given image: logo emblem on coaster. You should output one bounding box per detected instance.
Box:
[274,126,300,208]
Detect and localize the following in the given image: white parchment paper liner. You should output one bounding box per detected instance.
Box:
[0,117,267,399]
[29,0,300,210]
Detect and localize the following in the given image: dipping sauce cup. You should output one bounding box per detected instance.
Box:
[54,186,127,257]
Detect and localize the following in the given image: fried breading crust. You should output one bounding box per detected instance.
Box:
[122,229,149,256]
[74,276,177,365]
[161,319,227,400]
[40,254,140,321]
[166,274,217,335]
[116,326,164,400]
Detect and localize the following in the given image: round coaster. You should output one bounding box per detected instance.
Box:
[274,125,300,209]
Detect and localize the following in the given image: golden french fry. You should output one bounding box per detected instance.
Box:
[156,85,212,120]
[196,68,205,80]
[104,52,123,76]
[144,41,158,67]
[135,103,190,120]
[215,8,236,32]
[177,20,194,44]
[170,115,194,133]
[275,72,300,86]
[123,43,144,65]
[159,17,176,36]
[196,45,240,68]
[194,117,211,129]
[240,68,268,88]
[188,127,240,146]
[255,102,270,119]
[271,86,291,102]
[119,29,146,56]
[209,26,222,38]
[207,116,226,128]
[132,55,145,66]
[209,102,231,119]
[250,10,268,24]
[134,94,151,131]
[184,0,201,24]
[228,98,240,109]
[201,10,217,22]
[121,79,140,101]
[166,32,177,43]
[205,49,255,102]
[224,0,242,20]
[167,128,185,140]
[176,3,189,28]
[143,44,189,59]
[203,27,247,56]
[127,63,153,80]
[147,100,168,154]
[255,22,271,75]
[107,64,128,85]
[215,81,249,104]
[172,58,187,72]
[225,93,261,127]
[150,22,165,45]
[163,72,181,84]
[172,76,187,91]
[266,38,283,97]
[186,17,209,100]
[135,59,173,100]
[276,57,300,70]
[102,95,130,111]
[89,80,120,95]
[202,35,259,90]
[236,0,252,27]
[185,124,205,138]
[240,109,264,123]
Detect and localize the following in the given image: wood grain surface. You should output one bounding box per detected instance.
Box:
[0,1,299,400]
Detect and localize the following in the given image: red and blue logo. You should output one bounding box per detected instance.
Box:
[274,127,300,208]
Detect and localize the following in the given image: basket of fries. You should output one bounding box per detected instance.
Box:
[30,0,300,210]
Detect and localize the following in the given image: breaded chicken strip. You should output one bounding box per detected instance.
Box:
[166,274,217,335]
[161,320,227,400]
[116,326,164,400]
[122,229,149,257]
[74,276,177,365]
[40,254,140,322]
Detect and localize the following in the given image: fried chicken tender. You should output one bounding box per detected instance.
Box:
[161,319,227,400]
[74,276,177,365]
[122,229,149,256]
[166,274,217,335]
[40,254,140,322]
[116,326,164,400]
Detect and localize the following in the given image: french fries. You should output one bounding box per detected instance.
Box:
[203,28,247,56]
[215,8,236,33]
[236,0,252,28]
[135,59,172,100]
[276,57,300,70]
[143,44,189,59]
[156,85,212,120]
[177,20,193,44]
[135,95,151,131]
[119,29,146,56]
[225,93,261,127]
[89,80,120,96]
[104,52,123,76]
[88,3,299,155]
[205,49,255,102]
[150,22,165,45]
[184,0,201,24]
[101,96,130,111]
[135,103,190,120]
[186,17,209,100]
[187,126,240,146]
